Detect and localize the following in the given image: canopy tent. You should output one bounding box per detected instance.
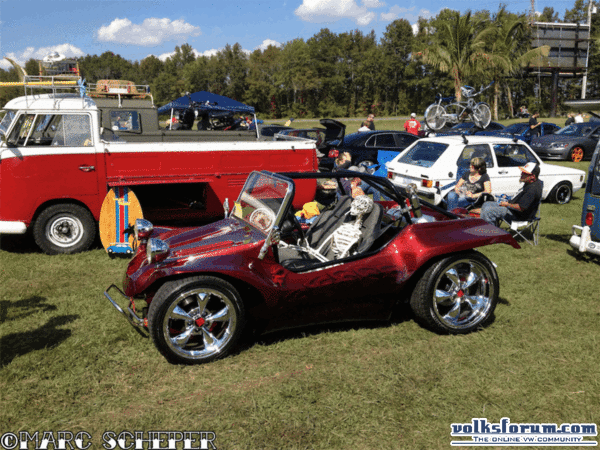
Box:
[157,91,255,115]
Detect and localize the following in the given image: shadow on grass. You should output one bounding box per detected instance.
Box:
[249,302,414,350]
[543,233,571,244]
[565,248,600,264]
[0,233,38,254]
[0,314,79,367]
[0,296,58,324]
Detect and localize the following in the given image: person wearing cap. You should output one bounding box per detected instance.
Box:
[480,162,543,226]
[360,114,375,131]
[404,113,422,136]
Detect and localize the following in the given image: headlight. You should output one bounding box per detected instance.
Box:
[134,218,153,240]
[147,238,169,264]
[549,142,569,149]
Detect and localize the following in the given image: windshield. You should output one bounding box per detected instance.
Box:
[398,141,449,168]
[503,123,529,134]
[233,171,293,234]
[555,125,586,137]
[0,110,16,136]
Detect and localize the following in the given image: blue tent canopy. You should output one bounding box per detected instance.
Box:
[157,91,255,115]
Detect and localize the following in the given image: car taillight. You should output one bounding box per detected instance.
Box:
[387,172,393,179]
[422,179,433,188]
[329,149,339,158]
[585,211,594,227]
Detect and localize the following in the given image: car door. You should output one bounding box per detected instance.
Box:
[490,143,538,197]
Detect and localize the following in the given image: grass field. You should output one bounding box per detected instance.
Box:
[1,118,599,449]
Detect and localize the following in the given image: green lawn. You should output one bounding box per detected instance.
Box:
[1,122,599,449]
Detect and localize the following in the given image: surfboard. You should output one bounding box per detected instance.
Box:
[99,186,143,256]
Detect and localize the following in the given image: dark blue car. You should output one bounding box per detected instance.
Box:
[476,122,560,144]
[326,130,419,174]
[435,121,505,136]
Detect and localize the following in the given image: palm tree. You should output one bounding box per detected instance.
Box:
[416,11,491,102]
[479,8,550,119]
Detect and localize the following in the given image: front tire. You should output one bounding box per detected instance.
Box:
[148,276,245,364]
[549,181,572,204]
[568,147,584,162]
[424,104,447,131]
[410,251,499,334]
[33,204,96,255]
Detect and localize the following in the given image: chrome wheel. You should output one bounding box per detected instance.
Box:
[148,277,245,364]
[410,252,499,334]
[424,104,447,131]
[472,103,491,129]
[430,259,496,330]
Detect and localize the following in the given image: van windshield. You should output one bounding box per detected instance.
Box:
[398,141,448,168]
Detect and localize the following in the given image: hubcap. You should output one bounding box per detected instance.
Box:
[571,149,583,162]
[432,259,495,330]
[47,215,84,248]
[163,288,236,360]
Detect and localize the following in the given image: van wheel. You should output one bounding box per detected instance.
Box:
[33,204,96,255]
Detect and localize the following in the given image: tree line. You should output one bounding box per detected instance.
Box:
[1,2,598,120]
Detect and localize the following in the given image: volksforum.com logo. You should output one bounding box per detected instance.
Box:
[451,418,598,446]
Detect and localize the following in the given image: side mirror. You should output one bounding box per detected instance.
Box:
[223,198,230,218]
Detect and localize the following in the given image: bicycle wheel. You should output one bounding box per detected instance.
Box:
[472,103,491,128]
[424,104,447,131]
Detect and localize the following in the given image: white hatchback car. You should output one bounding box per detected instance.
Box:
[386,136,586,205]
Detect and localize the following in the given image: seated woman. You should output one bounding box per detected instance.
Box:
[446,157,492,211]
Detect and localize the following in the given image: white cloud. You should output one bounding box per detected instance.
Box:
[381,6,433,26]
[97,18,201,47]
[362,0,385,7]
[295,0,377,26]
[255,39,282,51]
[1,44,85,70]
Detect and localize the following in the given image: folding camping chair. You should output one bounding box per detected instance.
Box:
[499,206,541,246]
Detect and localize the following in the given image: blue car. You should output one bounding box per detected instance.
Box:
[476,122,560,144]
[570,144,600,257]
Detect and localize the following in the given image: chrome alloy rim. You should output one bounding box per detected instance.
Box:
[432,259,495,330]
[46,215,84,248]
[163,288,237,360]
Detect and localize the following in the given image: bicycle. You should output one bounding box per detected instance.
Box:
[424,82,494,132]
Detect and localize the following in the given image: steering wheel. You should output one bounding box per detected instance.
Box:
[286,211,306,243]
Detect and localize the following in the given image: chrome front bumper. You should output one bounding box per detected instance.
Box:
[569,225,600,256]
[104,284,147,329]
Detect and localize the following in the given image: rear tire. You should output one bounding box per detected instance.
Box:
[33,204,96,255]
[472,103,491,129]
[410,251,499,334]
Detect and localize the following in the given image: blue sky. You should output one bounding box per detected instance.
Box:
[0,0,579,70]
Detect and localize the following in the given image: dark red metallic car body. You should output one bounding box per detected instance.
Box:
[122,206,517,335]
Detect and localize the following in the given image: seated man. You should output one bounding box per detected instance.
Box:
[480,162,542,226]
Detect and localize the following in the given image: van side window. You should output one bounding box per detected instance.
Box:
[110,110,140,132]
[51,115,92,147]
